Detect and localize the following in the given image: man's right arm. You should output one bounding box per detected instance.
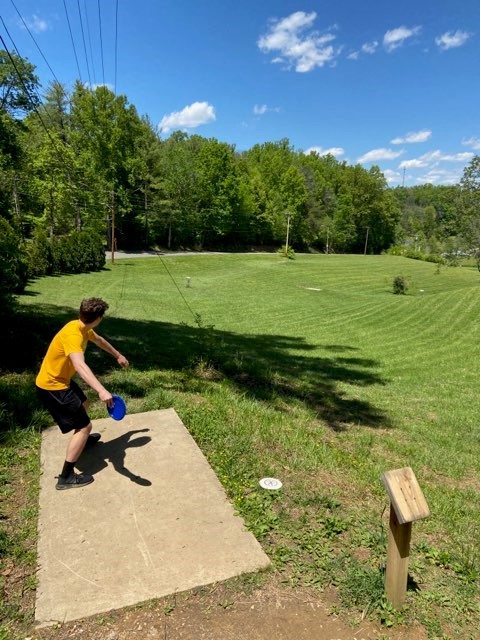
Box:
[69,352,113,405]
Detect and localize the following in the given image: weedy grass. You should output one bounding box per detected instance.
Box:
[1,253,479,639]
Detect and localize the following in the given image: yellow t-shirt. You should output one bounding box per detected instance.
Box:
[36,320,97,390]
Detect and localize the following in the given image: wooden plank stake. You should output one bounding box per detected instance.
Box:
[384,507,412,608]
[381,467,430,609]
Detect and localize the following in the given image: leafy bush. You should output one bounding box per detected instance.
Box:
[0,218,28,308]
[78,230,105,271]
[475,248,480,273]
[277,245,296,259]
[52,235,74,273]
[392,275,408,295]
[27,228,54,277]
[387,246,446,265]
[27,229,105,277]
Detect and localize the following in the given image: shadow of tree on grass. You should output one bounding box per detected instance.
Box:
[1,303,390,434]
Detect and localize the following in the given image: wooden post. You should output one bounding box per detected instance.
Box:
[385,508,412,608]
[381,467,430,609]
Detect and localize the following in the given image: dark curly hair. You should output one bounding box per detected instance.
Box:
[79,298,109,324]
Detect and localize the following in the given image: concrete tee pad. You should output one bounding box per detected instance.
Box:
[35,409,270,626]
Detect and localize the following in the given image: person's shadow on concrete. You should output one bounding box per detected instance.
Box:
[77,429,152,486]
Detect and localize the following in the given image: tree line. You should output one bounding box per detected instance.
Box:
[1,48,480,308]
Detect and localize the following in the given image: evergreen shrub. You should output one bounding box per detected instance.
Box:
[392,275,408,295]
[27,229,105,277]
[28,229,54,277]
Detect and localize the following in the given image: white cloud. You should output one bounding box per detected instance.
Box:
[435,30,471,50]
[253,104,280,115]
[357,148,404,163]
[361,41,378,54]
[253,104,268,115]
[383,26,421,52]
[441,152,473,162]
[21,14,49,33]
[258,11,338,72]
[391,129,432,144]
[462,137,480,150]
[348,40,378,61]
[90,83,114,91]
[159,102,216,133]
[383,169,402,184]
[415,168,463,185]
[399,150,473,169]
[400,158,427,169]
[305,146,345,158]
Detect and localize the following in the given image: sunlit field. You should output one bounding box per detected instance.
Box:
[2,253,480,638]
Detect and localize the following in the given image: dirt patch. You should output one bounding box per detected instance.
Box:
[33,578,427,640]
[1,452,431,640]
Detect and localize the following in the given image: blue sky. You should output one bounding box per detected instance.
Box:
[2,0,480,186]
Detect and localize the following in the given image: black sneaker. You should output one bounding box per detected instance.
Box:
[85,433,101,448]
[56,472,94,490]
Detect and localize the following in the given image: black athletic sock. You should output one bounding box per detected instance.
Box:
[60,461,75,478]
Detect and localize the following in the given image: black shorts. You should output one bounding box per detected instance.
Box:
[36,379,91,434]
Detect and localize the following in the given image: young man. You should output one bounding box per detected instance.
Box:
[36,298,129,490]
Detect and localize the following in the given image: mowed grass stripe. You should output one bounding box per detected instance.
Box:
[16,253,480,638]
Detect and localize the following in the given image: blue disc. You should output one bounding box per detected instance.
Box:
[107,394,127,420]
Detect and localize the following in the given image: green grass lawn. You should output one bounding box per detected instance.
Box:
[1,253,479,639]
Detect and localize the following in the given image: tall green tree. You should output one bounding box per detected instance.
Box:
[297,152,344,250]
[0,111,23,221]
[0,49,40,117]
[241,139,299,245]
[40,81,70,140]
[69,83,144,242]
[0,55,37,304]
[125,116,163,247]
[194,137,244,247]
[459,155,480,251]
[28,130,80,236]
[156,131,202,247]
[0,217,27,311]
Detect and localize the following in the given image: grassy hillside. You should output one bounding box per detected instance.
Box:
[1,253,479,639]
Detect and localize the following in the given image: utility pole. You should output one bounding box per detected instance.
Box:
[12,175,22,239]
[144,181,149,245]
[364,227,369,255]
[285,212,291,256]
[111,190,116,264]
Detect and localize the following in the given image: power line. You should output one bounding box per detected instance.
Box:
[9,0,63,89]
[97,0,105,85]
[0,23,105,214]
[76,0,91,86]
[83,0,96,86]
[63,0,82,83]
[114,0,119,94]
[0,32,76,185]
[157,255,200,325]
[1,31,71,144]
[0,15,78,145]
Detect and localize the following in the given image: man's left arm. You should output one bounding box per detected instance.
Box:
[91,334,129,368]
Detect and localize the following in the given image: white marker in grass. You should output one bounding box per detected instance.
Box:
[259,477,282,490]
